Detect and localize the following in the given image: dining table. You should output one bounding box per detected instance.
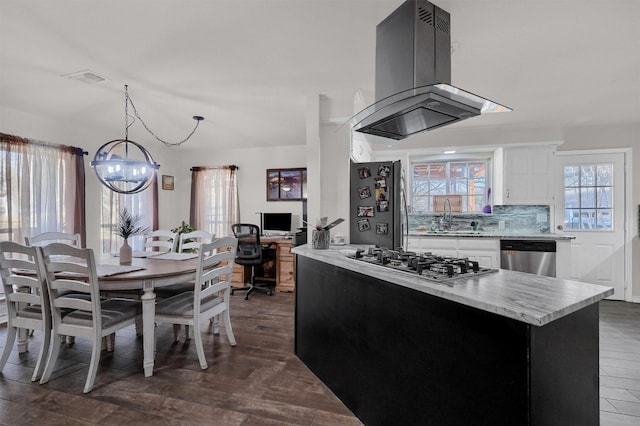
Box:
[94,252,200,377]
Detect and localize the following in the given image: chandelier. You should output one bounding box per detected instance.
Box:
[91,85,204,194]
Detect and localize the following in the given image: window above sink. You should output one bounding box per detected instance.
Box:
[410,154,491,214]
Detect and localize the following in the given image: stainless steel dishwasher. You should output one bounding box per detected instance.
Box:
[500,240,557,277]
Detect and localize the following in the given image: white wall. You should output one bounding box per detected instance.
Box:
[305,91,357,241]
[176,144,307,234]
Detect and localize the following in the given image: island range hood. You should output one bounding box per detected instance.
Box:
[352,0,511,140]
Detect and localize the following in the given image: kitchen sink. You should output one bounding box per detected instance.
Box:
[439,230,482,235]
[418,230,482,235]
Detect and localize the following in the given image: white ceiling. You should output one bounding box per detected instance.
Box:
[1,0,639,152]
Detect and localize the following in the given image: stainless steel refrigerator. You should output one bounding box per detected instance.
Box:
[349,160,403,248]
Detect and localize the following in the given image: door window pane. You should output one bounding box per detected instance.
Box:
[596,165,613,185]
[564,166,580,187]
[580,166,596,185]
[580,188,596,208]
[596,209,612,229]
[597,187,612,208]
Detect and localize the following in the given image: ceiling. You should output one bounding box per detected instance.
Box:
[1,0,639,152]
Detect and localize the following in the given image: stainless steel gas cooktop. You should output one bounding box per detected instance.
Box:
[347,247,498,284]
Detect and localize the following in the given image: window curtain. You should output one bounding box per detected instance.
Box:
[190,165,239,237]
[100,176,158,254]
[0,132,86,245]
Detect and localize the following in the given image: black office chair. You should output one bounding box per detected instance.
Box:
[230,223,275,300]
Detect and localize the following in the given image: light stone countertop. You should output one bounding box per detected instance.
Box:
[292,245,613,327]
[408,231,575,240]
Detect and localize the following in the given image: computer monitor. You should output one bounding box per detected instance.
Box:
[262,212,292,235]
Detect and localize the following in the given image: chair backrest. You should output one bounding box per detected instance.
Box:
[0,241,50,328]
[38,243,102,336]
[25,232,82,248]
[143,230,177,252]
[231,224,262,261]
[178,230,215,253]
[193,237,238,310]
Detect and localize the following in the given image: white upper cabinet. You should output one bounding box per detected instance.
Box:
[495,145,556,205]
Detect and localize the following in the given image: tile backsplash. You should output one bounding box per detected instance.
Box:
[408,205,551,234]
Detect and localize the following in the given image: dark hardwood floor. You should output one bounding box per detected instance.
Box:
[0,295,638,425]
[599,300,640,425]
[0,293,361,425]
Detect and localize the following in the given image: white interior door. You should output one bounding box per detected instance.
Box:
[554,152,626,300]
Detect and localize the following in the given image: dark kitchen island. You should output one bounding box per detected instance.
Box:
[293,245,613,426]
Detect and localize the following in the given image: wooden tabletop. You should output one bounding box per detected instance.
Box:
[95,254,200,290]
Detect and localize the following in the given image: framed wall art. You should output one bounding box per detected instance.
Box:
[162,175,174,190]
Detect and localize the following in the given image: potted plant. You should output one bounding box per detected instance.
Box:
[171,221,196,252]
[116,207,149,265]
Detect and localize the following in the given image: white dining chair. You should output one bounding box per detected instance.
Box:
[25,231,82,248]
[158,230,216,340]
[156,230,215,340]
[177,230,214,253]
[143,230,177,253]
[25,231,86,343]
[0,241,51,382]
[154,237,238,369]
[38,243,140,393]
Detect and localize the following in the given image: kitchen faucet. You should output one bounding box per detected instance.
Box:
[444,198,452,230]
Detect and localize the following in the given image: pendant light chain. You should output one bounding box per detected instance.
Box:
[124,84,132,140]
[124,85,203,148]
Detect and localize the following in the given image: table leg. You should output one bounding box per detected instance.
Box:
[141,280,155,377]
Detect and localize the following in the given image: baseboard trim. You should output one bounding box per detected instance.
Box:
[632,296,640,304]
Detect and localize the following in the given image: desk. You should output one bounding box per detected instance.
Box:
[95,254,200,377]
[231,237,295,292]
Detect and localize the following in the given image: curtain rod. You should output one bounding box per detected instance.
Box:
[0,132,88,155]
[30,138,89,156]
[190,165,239,171]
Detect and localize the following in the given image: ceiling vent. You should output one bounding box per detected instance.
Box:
[62,70,107,84]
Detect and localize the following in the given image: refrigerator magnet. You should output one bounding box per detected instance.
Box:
[358,167,371,179]
[377,200,389,212]
[375,187,387,202]
[358,186,372,199]
[375,177,386,188]
[357,206,375,217]
[378,165,391,177]
[376,223,389,234]
[357,219,371,232]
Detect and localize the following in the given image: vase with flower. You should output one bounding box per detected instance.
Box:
[116,208,148,265]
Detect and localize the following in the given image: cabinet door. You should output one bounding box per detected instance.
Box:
[407,237,457,257]
[458,239,500,268]
[232,263,245,287]
[503,146,554,205]
[277,242,295,292]
[458,249,499,268]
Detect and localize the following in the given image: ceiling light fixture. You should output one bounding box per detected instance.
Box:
[91,85,204,194]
